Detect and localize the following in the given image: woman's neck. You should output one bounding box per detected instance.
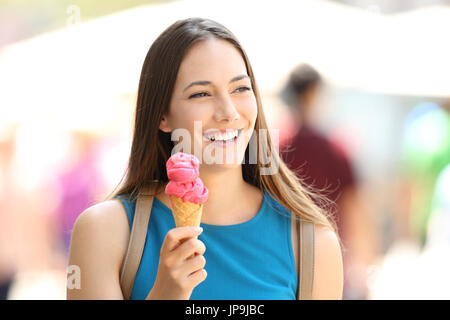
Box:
[199,164,247,224]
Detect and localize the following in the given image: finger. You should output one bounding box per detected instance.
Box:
[183,255,206,276]
[185,268,207,288]
[175,238,206,261]
[162,226,203,253]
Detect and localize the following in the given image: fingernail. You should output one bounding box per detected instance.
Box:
[195,227,203,233]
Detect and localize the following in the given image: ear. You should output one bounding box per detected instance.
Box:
[159,115,172,133]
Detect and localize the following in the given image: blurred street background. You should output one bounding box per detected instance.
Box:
[0,0,449,299]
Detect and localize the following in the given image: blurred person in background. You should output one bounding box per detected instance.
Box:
[398,102,450,247]
[368,162,450,299]
[0,129,17,299]
[279,64,381,299]
[54,131,106,253]
[0,123,70,299]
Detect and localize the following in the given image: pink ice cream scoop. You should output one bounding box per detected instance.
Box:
[165,152,208,206]
[166,152,199,182]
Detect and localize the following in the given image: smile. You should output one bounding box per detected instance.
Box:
[203,128,243,147]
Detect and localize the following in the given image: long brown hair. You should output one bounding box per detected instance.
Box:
[105,17,337,234]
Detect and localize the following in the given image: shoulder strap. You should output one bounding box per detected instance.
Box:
[297,219,315,300]
[119,185,155,300]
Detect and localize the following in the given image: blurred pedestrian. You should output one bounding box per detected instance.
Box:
[398,102,450,246]
[279,63,380,299]
[54,131,105,252]
[0,131,17,299]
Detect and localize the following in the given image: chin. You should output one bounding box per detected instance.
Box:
[200,150,246,168]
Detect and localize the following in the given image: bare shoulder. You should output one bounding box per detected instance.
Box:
[67,199,130,299]
[71,199,130,266]
[314,224,341,251]
[312,224,344,300]
[74,199,130,236]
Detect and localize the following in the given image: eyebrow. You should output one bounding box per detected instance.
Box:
[183,74,250,92]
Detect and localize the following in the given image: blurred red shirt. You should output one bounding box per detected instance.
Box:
[280,125,356,238]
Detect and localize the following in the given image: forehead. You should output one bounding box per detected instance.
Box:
[176,38,248,83]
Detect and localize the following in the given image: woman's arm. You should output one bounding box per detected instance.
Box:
[66,200,130,299]
[312,225,344,300]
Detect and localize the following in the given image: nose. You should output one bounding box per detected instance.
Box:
[213,94,240,123]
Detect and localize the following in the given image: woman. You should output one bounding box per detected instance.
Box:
[67,17,343,300]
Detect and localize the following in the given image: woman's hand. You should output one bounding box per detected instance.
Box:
[146,226,207,300]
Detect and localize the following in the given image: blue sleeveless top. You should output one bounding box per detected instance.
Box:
[116,190,298,300]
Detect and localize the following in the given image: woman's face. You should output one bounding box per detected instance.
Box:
[160,38,258,168]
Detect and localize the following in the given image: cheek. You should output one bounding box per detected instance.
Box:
[170,103,210,130]
[240,97,258,126]
[169,103,213,146]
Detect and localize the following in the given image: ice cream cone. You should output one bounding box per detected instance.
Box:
[171,195,203,227]
[165,152,208,238]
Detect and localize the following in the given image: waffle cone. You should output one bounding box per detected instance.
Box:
[171,196,203,227]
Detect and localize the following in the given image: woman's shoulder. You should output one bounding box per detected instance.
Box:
[314,224,342,259]
[67,199,130,299]
[312,224,344,299]
[74,199,129,232]
[71,199,130,263]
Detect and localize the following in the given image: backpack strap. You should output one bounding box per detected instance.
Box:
[119,185,155,300]
[297,219,315,300]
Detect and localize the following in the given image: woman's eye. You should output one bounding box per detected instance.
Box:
[189,92,209,99]
[235,86,251,93]
[189,86,251,99]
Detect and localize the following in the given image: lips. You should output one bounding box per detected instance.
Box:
[203,128,243,147]
[203,128,242,141]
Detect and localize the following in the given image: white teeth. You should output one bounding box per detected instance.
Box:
[206,129,239,142]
